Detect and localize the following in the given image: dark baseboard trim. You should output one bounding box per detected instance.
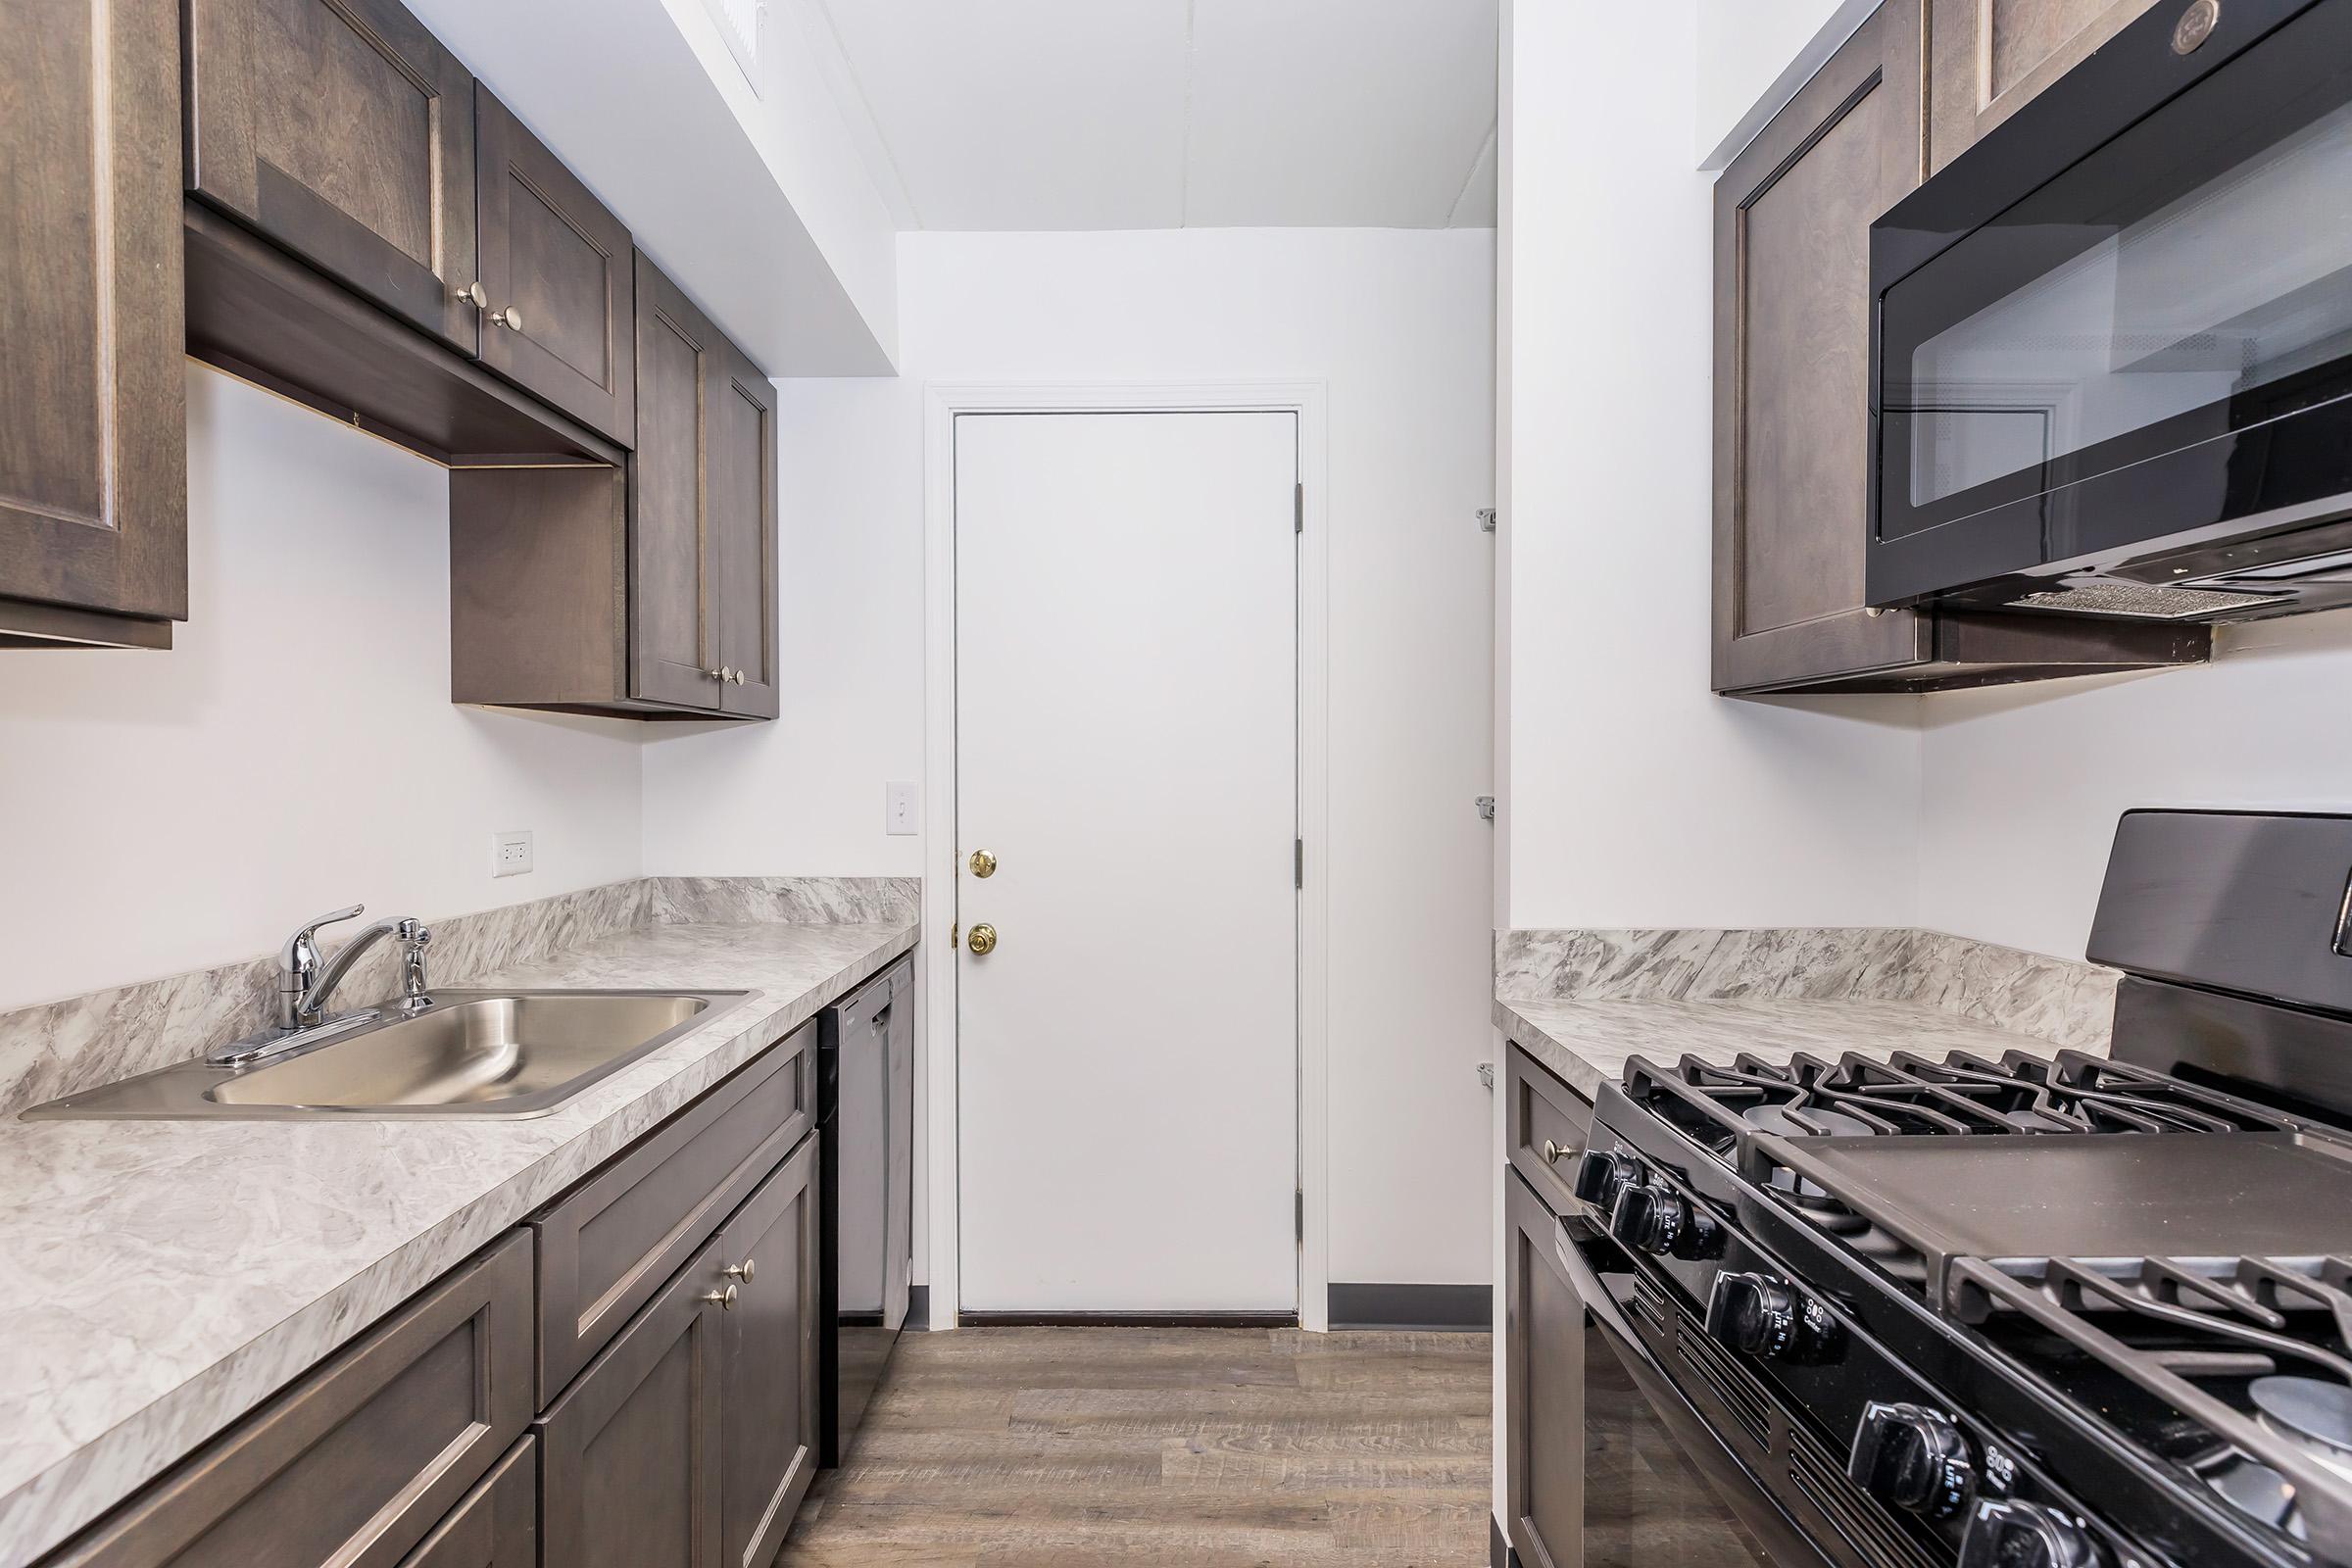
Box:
[1329,1282,1493,1331]
[906,1284,928,1331]
[955,1309,1299,1329]
[1492,1514,1514,1568]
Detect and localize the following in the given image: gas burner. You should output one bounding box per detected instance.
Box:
[1741,1102,1875,1138]
[2253,1377,2352,1480]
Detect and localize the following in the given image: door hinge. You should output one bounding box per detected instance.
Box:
[1296,1188,1305,1242]
[1294,482,1303,535]
[1475,795,1495,822]
[1295,838,1304,889]
[1477,507,1496,533]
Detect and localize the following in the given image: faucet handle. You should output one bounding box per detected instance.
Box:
[396,917,430,947]
[282,905,365,968]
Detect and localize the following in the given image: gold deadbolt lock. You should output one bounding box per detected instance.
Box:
[966,923,999,956]
[968,849,998,878]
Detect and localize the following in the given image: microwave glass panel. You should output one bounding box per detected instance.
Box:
[1897,88,2352,510]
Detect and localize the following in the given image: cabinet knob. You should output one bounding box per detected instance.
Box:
[489,305,523,331]
[700,1283,739,1312]
[706,666,726,681]
[731,668,747,685]
[1542,1138,1576,1165]
[458,280,489,310]
[722,1258,756,1282]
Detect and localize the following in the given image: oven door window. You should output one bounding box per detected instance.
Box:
[1878,4,2352,543]
[1586,1314,1778,1568]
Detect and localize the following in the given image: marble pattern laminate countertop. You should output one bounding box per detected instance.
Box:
[1496,995,2095,1103]
[0,919,915,1568]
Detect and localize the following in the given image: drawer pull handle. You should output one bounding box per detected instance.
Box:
[722,1258,756,1282]
[701,1284,740,1312]
[1543,1139,1577,1165]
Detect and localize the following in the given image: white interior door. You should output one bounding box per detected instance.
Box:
[956,411,1299,1313]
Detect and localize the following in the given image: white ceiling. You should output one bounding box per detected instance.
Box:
[804,0,1499,231]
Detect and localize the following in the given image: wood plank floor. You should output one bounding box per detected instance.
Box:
[778,1327,1493,1567]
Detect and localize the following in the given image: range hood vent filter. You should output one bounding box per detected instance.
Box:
[2006,583,2292,620]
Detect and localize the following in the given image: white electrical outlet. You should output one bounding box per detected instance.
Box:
[492,830,534,877]
[885,782,918,836]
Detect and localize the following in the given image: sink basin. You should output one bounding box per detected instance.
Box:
[22,989,749,1120]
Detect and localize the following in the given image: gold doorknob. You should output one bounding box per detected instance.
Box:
[968,849,998,878]
[966,923,998,956]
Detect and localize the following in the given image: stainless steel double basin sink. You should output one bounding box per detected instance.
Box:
[24,989,749,1120]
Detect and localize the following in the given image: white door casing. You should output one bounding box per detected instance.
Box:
[953,410,1301,1313]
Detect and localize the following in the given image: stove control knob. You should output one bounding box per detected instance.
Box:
[1705,1272,1799,1357]
[1957,1499,2102,1568]
[1572,1152,1633,1213]
[1849,1401,1973,1519]
[1609,1181,1705,1256]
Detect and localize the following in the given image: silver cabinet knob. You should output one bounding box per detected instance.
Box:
[722,1258,756,1282]
[489,305,523,331]
[700,1284,739,1312]
[706,666,726,681]
[731,668,747,685]
[458,280,489,310]
[1543,1139,1576,1165]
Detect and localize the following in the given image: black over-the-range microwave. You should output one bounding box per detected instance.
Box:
[1866,0,2352,624]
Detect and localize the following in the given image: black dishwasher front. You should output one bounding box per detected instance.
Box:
[818,955,915,1466]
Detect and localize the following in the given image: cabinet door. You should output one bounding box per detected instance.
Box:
[628,252,721,710]
[396,1438,535,1568]
[1504,1173,1584,1568]
[712,339,779,720]
[538,1239,727,1568]
[474,91,635,446]
[1928,0,2166,172]
[717,1137,819,1568]
[48,1234,532,1568]
[184,0,478,350]
[0,0,186,633]
[1710,0,1933,693]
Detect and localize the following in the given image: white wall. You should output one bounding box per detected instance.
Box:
[645,225,1499,1288]
[1694,0,1876,168]
[1918,612,2352,958]
[0,368,645,1012]
[1500,0,1920,936]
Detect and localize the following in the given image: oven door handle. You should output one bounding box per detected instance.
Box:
[1553,1216,1837,1568]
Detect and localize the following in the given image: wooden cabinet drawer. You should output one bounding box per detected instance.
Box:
[395,1437,535,1568]
[717,1136,820,1568]
[1505,1044,1592,1219]
[533,1025,813,1401]
[48,1233,532,1568]
[1504,1170,1585,1568]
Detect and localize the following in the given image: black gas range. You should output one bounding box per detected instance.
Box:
[1563,810,2352,1568]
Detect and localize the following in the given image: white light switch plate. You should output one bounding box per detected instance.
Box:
[492,829,534,877]
[885,782,918,836]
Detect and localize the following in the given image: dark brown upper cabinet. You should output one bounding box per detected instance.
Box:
[0,0,187,650]
[1927,0,2166,174]
[448,252,774,721]
[475,92,636,447]
[1710,0,2206,694]
[184,0,480,352]
[710,336,779,719]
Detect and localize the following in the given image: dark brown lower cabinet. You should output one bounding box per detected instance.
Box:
[539,1236,729,1568]
[46,1233,532,1568]
[1505,1171,1584,1568]
[720,1138,821,1568]
[535,1136,821,1568]
[397,1439,536,1568]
